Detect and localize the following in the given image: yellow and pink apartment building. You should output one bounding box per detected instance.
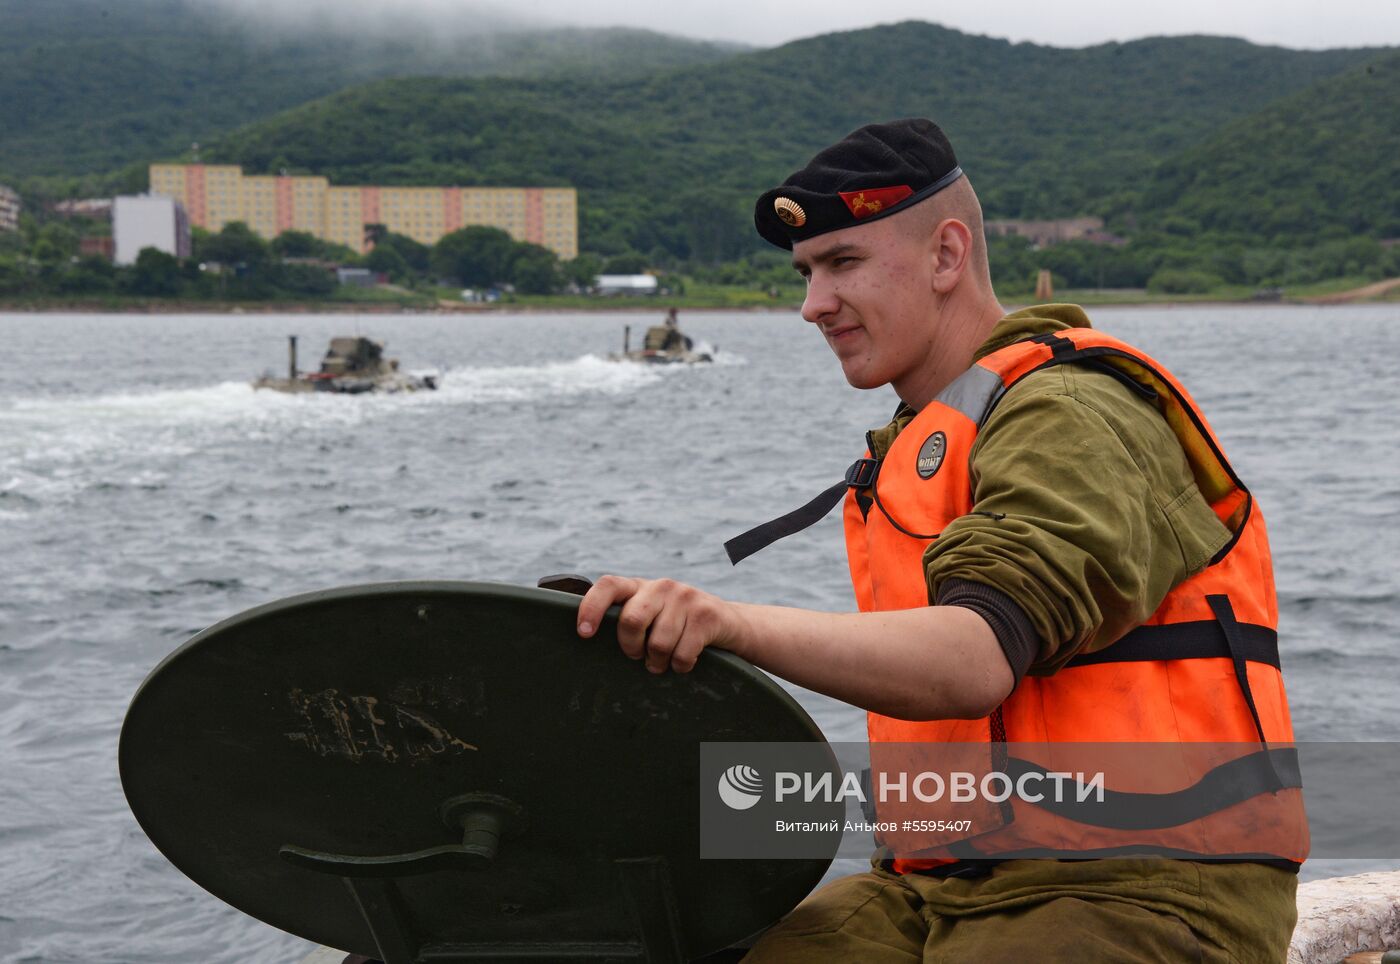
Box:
[147,164,579,261]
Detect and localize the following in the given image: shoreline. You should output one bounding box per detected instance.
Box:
[0,301,1389,316]
[2,284,1396,316]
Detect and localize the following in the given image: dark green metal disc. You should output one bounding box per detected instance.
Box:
[120,581,834,959]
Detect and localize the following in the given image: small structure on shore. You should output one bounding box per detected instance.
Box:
[594,273,659,296]
[254,335,438,394]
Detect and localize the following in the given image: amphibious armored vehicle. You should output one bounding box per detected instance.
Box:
[254,335,438,394]
[609,318,714,365]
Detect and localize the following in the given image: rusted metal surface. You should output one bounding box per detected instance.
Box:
[285,688,477,764]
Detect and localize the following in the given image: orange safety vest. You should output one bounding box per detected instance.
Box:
[841,330,1308,871]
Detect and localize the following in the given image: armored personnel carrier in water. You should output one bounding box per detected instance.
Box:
[608,310,714,365]
[254,335,438,394]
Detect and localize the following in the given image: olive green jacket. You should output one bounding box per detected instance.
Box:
[861,304,1295,959]
[868,303,1231,674]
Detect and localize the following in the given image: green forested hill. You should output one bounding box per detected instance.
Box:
[0,0,743,177]
[9,9,1394,266]
[199,22,1388,258]
[1137,51,1400,240]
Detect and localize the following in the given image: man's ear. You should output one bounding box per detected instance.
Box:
[930,218,972,293]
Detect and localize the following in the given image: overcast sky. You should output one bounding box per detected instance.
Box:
[217,0,1399,50]
[523,0,1399,50]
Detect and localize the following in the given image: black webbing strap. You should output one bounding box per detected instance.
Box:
[1028,332,1077,358]
[1205,594,1288,791]
[1064,619,1280,669]
[882,747,1302,866]
[724,459,878,565]
[1206,595,1272,746]
[1002,747,1301,831]
[902,852,1298,872]
[945,838,994,860]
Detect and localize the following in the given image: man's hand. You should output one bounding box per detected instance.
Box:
[576,575,744,674]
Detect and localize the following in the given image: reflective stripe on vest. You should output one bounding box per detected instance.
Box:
[844,330,1306,869]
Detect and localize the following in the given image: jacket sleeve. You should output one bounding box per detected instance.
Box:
[923,363,1230,675]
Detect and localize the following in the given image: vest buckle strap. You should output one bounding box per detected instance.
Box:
[1027,332,1077,357]
[845,458,879,488]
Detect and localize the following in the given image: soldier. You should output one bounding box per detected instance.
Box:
[577,119,1302,961]
[644,307,692,353]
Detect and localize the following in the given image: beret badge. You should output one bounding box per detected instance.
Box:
[774,197,806,227]
[753,119,962,250]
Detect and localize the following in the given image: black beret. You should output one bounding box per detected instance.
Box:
[754,118,963,250]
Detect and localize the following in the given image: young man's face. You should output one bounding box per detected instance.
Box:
[791,214,941,396]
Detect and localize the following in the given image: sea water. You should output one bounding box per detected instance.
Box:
[1,305,1397,962]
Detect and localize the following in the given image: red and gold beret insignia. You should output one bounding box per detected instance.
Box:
[774,197,806,227]
[839,185,914,219]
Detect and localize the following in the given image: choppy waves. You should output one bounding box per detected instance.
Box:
[0,355,707,511]
[0,306,1397,962]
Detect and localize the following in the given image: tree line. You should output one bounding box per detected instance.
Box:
[194,28,1389,266]
[987,233,1400,295]
[5,25,1395,300]
[0,215,659,300]
[6,211,1399,302]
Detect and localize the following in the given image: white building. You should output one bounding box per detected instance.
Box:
[0,184,19,232]
[52,197,113,219]
[594,273,659,296]
[336,267,376,287]
[113,195,191,266]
